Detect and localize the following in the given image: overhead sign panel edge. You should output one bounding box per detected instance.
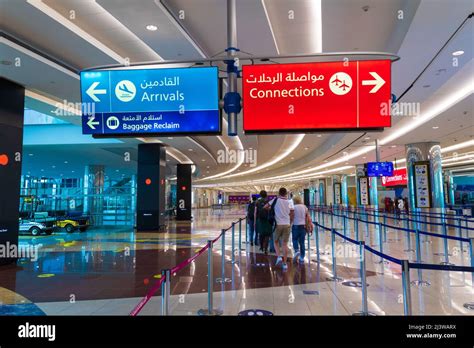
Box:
[242,60,391,133]
[80,67,220,136]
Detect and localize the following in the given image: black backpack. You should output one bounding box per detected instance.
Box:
[247,201,256,220]
[267,198,278,226]
[257,199,269,220]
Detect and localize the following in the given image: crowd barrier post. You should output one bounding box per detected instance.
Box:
[383,215,387,243]
[401,260,413,316]
[455,218,464,253]
[355,214,359,241]
[331,213,334,230]
[221,229,226,278]
[413,229,430,287]
[423,214,429,243]
[343,215,347,242]
[353,211,357,239]
[365,212,369,237]
[238,218,242,251]
[404,218,413,253]
[415,229,422,264]
[327,229,343,282]
[470,238,474,286]
[245,217,248,247]
[198,240,222,316]
[161,269,171,316]
[440,222,452,265]
[353,241,374,316]
[307,232,311,264]
[231,222,237,264]
[376,224,385,267]
[315,223,320,263]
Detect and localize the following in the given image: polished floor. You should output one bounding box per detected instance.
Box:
[0,207,473,315]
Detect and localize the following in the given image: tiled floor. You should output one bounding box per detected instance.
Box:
[1,208,473,316]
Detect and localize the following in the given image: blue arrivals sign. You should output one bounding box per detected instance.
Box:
[80,67,220,136]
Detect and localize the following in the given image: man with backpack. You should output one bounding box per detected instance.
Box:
[254,190,273,254]
[265,187,294,271]
[247,196,258,246]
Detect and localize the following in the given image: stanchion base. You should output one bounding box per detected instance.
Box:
[197,308,223,316]
[375,260,390,265]
[342,281,369,288]
[215,278,232,283]
[311,259,320,263]
[410,280,431,287]
[439,261,455,266]
[226,260,239,264]
[433,252,453,257]
[463,302,474,310]
[352,311,377,316]
[422,240,433,244]
[403,249,415,252]
[326,276,344,282]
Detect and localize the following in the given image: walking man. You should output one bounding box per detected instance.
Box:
[266,187,294,271]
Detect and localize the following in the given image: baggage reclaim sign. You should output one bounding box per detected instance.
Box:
[80,67,220,136]
[242,60,391,133]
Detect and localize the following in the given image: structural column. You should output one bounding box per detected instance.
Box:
[176,164,192,221]
[355,164,366,208]
[83,165,105,225]
[303,188,310,206]
[136,144,166,231]
[0,78,25,265]
[318,180,326,206]
[341,174,348,207]
[406,142,445,232]
[445,170,455,206]
[331,175,338,206]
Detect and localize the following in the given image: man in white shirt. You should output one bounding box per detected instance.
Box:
[266,187,294,271]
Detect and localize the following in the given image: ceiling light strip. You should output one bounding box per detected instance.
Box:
[261,0,280,55]
[27,0,126,64]
[222,134,305,179]
[2,37,79,79]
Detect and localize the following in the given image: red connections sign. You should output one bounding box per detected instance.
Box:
[382,168,408,187]
[242,60,391,133]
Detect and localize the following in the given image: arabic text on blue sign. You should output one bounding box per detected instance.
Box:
[80,67,220,135]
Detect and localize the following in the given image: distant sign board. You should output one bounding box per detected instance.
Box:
[334,183,342,205]
[228,195,250,203]
[242,60,391,133]
[80,67,220,136]
[359,177,370,206]
[382,168,408,187]
[367,162,394,177]
[413,161,432,208]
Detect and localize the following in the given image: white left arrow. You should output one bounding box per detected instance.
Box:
[86,81,107,102]
[87,116,100,130]
[362,72,385,93]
